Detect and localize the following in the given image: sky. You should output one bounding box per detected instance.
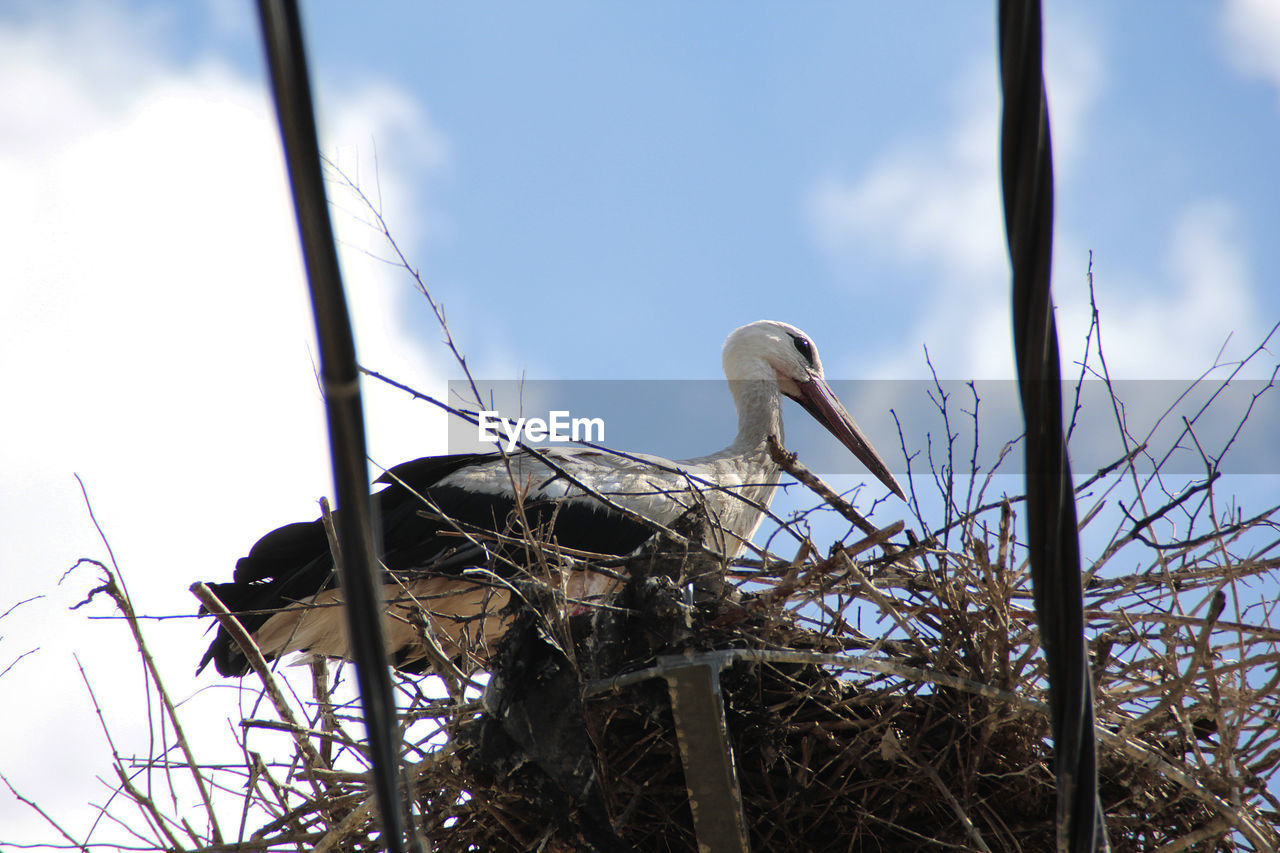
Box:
[3,0,1279,845]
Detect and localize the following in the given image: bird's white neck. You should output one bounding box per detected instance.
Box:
[727,379,785,454]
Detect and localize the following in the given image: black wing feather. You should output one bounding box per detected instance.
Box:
[198,452,655,676]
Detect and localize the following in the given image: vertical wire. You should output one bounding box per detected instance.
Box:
[253,3,415,850]
[997,1,1109,850]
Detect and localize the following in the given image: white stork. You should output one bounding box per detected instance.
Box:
[198,320,903,677]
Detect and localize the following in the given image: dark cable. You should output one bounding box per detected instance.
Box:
[253,2,412,850]
[997,1,1109,850]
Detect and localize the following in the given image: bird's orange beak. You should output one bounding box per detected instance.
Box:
[789,377,905,500]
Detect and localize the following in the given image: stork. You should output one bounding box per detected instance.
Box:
[198,320,904,677]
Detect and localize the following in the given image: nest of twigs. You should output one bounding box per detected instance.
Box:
[401,471,1280,852]
[24,379,1280,853]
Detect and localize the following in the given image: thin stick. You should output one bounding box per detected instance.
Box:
[0,772,89,852]
[190,583,331,789]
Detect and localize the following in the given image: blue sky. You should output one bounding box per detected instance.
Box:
[294,0,1279,382]
[3,0,1279,844]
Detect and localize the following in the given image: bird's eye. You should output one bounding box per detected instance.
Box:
[791,336,814,364]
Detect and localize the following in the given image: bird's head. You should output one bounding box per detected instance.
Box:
[723,320,905,500]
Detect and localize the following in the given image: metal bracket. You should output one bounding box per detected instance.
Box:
[659,653,752,853]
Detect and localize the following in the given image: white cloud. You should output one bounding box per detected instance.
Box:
[807,18,1104,380]
[806,15,1262,382]
[1058,200,1262,380]
[1222,0,1280,106]
[1040,7,1105,172]
[808,16,1102,288]
[807,62,1004,292]
[0,7,448,843]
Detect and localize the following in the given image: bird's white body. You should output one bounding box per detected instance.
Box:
[202,321,903,676]
[250,445,783,669]
[435,444,781,551]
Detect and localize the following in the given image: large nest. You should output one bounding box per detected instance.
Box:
[22,377,1280,853]
[404,466,1280,852]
